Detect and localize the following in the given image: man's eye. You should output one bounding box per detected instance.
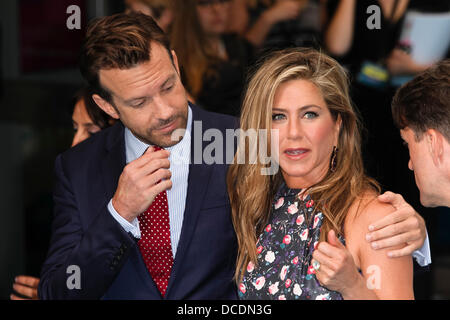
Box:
[163,84,174,92]
[131,101,145,108]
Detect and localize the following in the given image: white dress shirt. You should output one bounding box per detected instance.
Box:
[108,106,192,258]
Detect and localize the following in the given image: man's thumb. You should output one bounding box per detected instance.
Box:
[378,191,404,209]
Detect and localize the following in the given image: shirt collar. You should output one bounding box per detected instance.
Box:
[124,105,192,163]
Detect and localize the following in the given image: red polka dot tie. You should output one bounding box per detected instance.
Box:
[137,146,173,297]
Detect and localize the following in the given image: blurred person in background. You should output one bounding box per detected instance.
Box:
[125,0,174,32]
[170,0,254,117]
[228,0,326,54]
[323,0,432,191]
[71,87,117,147]
[10,87,115,300]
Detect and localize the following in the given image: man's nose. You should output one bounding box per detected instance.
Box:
[153,96,174,120]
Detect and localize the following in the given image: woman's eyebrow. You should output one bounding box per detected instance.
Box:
[272,104,322,112]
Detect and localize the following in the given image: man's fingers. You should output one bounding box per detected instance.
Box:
[366,220,412,242]
[144,168,172,188]
[369,232,419,250]
[368,208,411,232]
[139,158,171,177]
[14,275,40,288]
[10,294,27,300]
[150,179,172,197]
[387,244,417,258]
[134,147,170,168]
[12,283,38,299]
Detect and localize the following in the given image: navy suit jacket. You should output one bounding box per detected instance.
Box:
[38,104,239,300]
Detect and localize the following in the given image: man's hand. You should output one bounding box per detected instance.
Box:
[366,191,426,258]
[11,275,40,300]
[112,147,172,222]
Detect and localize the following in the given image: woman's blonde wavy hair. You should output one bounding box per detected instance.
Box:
[227,48,380,283]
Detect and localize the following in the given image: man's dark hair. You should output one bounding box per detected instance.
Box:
[79,12,172,105]
[392,59,450,141]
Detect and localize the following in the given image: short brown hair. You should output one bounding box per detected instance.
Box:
[79,12,172,104]
[392,59,450,142]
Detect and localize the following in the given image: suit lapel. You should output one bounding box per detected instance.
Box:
[101,123,126,201]
[100,122,161,298]
[165,105,215,298]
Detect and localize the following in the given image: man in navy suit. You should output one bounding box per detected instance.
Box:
[38,12,431,300]
[38,12,238,299]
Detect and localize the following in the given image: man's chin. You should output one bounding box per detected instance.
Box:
[144,131,184,148]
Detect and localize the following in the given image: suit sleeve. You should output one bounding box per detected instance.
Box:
[38,154,137,299]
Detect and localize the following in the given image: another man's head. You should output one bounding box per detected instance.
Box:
[392,60,450,207]
[79,12,188,147]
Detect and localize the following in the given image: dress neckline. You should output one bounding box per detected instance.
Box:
[276,181,303,198]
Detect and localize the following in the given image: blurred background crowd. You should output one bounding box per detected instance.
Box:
[0,0,449,299]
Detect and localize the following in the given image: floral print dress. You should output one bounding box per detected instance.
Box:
[239,183,343,300]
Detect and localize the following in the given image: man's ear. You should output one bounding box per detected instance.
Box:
[92,94,120,120]
[426,129,444,167]
[171,50,181,76]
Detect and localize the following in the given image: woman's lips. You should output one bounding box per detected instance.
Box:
[283,148,310,160]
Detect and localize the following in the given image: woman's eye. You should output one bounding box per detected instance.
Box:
[304,111,318,119]
[272,113,285,121]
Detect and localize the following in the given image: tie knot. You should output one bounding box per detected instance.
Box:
[152,145,164,152]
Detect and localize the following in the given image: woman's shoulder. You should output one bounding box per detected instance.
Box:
[345,189,395,230]
[343,189,396,266]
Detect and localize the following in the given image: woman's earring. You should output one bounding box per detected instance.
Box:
[330,146,338,172]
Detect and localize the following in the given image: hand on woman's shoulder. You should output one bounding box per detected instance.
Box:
[344,190,414,299]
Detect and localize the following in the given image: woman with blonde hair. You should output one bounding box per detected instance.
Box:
[227,48,414,299]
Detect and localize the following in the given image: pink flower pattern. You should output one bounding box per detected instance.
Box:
[239,183,343,300]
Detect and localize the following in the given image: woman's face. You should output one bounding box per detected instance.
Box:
[271,79,341,189]
[72,99,101,147]
[196,0,231,36]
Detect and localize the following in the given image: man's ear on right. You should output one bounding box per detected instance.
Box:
[92,94,120,120]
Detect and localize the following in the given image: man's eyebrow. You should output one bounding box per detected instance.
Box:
[123,74,177,104]
[161,74,176,88]
[124,96,146,105]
